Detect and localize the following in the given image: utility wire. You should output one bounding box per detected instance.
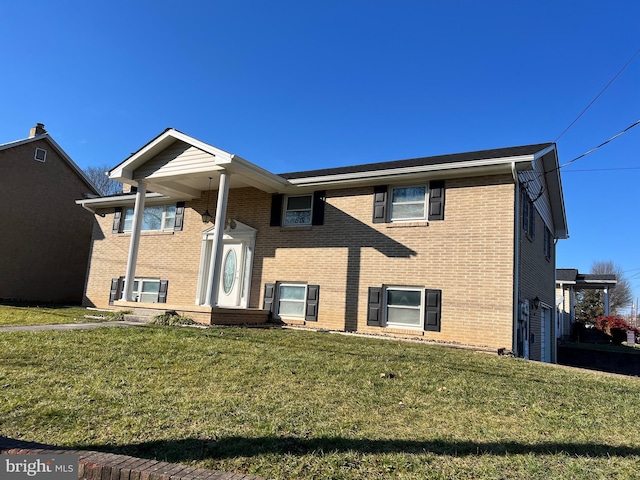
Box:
[555,47,640,142]
[564,167,640,172]
[559,119,640,169]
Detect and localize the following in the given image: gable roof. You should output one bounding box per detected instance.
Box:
[87,128,567,238]
[281,143,554,180]
[0,133,100,195]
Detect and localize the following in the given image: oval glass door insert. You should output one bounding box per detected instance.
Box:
[222,249,236,294]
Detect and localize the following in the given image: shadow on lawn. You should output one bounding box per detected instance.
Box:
[79,436,640,461]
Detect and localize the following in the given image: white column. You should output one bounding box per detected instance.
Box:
[604,287,610,316]
[206,172,231,307]
[123,182,147,301]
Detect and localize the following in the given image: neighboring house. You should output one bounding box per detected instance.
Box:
[76,128,568,362]
[0,124,99,303]
[556,268,617,340]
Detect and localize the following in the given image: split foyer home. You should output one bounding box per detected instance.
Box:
[0,124,99,303]
[76,128,568,362]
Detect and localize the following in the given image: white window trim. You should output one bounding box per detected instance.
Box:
[123,204,176,232]
[283,194,313,227]
[390,185,428,222]
[384,286,425,330]
[276,283,308,319]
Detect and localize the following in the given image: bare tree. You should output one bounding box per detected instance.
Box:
[84,164,122,196]
[576,260,633,321]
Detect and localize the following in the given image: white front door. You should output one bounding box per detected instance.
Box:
[196,220,257,308]
[217,242,244,307]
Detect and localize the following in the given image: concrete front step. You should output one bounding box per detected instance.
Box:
[123,314,155,323]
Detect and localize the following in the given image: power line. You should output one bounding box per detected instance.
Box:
[564,167,640,173]
[559,119,640,169]
[555,47,640,142]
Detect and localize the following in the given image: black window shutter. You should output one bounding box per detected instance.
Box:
[305,285,320,321]
[158,280,169,303]
[424,289,442,332]
[263,283,276,312]
[109,277,124,305]
[372,186,388,223]
[311,191,325,226]
[174,202,185,231]
[112,207,123,233]
[367,287,383,326]
[428,180,445,221]
[270,194,284,227]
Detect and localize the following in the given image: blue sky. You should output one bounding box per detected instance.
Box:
[2,1,639,306]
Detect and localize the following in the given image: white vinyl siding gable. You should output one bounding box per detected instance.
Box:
[133,140,216,180]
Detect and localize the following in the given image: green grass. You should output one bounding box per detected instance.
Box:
[0,304,116,326]
[1,321,639,479]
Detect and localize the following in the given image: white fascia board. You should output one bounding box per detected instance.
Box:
[222,154,292,192]
[287,156,535,188]
[109,129,234,182]
[75,192,170,211]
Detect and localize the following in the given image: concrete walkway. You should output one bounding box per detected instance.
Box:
[0,320,145,332]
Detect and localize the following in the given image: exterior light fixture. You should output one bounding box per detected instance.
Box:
[532,296,541,310]
[202,177,213,223]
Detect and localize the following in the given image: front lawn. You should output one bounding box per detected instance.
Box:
[1,325,639,479]
[0,304,112,326]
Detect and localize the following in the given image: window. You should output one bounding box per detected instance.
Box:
[270,192,325,227]
[284,195,312,226]
[390,186,427,221]
[367,286,441,331]
[373,182,444,224]
[277,284,307,318]
[108,277,168,305]
[386,287,423,327]
[34,147,47,162]
[544,226,552,260]
[132,279,161,303]
[522,189,535,238]
[263,282,320,321]
[123,205,177,232]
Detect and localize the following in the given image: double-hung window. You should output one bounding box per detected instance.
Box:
[277,283,307,318]
[390,186,427,221]
[367,285,441,331]
[263,282,320,321]
[385,287,424,328]
[284,195,312,226]
[123,205,177,232]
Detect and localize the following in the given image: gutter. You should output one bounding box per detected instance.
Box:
[75,192,170,213]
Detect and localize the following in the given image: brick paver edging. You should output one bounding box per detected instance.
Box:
[0,436,269,480]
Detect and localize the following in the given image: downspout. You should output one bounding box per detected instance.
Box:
[511,162,520,355]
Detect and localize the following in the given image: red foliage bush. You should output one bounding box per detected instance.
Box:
[593,316,640,344]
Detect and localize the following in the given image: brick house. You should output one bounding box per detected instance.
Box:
[0,124,99,303]
[77,128,568,362]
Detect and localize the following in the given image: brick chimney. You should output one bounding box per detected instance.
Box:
[29,123,47,138]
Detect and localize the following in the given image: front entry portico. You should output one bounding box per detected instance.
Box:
[196,221,257,308]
